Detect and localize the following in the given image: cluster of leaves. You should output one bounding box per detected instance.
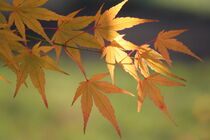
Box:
[0,0,202,136]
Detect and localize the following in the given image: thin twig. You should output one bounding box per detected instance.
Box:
[26,35,101,53]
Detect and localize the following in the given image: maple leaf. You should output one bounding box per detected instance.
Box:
[102,36,139,83]
[52,13,100,62]
[0,12,5,21]
[0,0,203,136]
[113,35,138,50]
[0,12,8,28]
[134,44,185,81]
[57,9,83,27]
[0,0,61,41]
[0,29,27,93]
[0,29,26,72]
[14,42,68,108]
[43,9,83,62]
[154,29,202,65]
[94,0,157,46]
[137,73,185,123]
[0,75,10,82]
[72,73,133,137]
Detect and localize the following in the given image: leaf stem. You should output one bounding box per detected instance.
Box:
[141,38,157,46]
[43,27,59,30]
[64,48,88,81]
[64,26,96,45]
[26,35,101,53]
[119,37,157,62]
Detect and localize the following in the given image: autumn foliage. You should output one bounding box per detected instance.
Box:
[0,0,202,136]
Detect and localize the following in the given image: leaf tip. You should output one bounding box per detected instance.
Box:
[42,96,49,108]
[83,125,87,134]
[124,90,135,96]
[13,89,19,98]
[44,100,49,108]
[63,71,70,75]
[13,94,17,98]
[116,127,122,138]
[147,19,159,23]
[160,105,177,125]
[130,93,135,97]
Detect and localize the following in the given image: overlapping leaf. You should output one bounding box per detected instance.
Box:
[134,45,185,81]
[137,74,185,122]
[41,9,82,61]
[0,14,25,82]
[154,29,202,65]
[52,13,100,62]
[0,29,26,72]
[72,73,133,137]
[94,0,157,46]
[102,36,139,83]
[0,12,8,28]
[0,0,61,41]
[14,42,68,107]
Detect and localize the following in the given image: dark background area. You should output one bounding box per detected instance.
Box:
[41,0,210,61]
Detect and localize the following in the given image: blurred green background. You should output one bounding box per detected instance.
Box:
[140,0,210,17]
[0,56,210,140]
[1,0,210,139]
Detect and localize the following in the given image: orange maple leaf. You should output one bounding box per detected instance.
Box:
[0,75,10,82]
[134,44,185,81]
[154,29,202,65]
[137,74,185,123]
[72,73,133,137]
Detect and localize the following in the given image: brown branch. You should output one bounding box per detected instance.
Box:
[26,35,101,54]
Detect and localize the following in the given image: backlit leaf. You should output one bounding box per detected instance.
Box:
[134,45,186,81]
[154,30,202,65]
[14,42,68,107]
[52,15,100,62]
[94,0,157,43]
[102,44,139,83]
[0,0,61,41]
[72,73,133,136]
[137,74,185,124]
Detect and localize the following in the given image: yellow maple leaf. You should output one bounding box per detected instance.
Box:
[113,35,138,50]
[72,73,133,137]
[0,0,61,41]
[52,13,100,62]
[134,44,185,81]
[14,42,68,107]
[0,12,7,28]
[0,29,25,72]
[102,36,139,83]
[94,0,157,46]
